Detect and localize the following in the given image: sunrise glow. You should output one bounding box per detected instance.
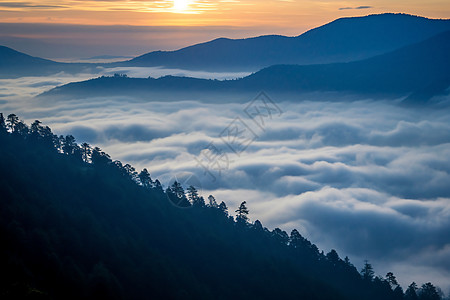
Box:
[0,0,448,28]
[173,0,189,12]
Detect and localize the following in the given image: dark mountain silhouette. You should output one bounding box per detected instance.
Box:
[2,13,450,78]
[239,30,450,102]
[125,13,450,71]
[0,46,94,78]
[0,46,56,68]
[43,30,450,103]
[2,113,442,299]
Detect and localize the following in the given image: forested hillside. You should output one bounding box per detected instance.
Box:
[0,113,443,299]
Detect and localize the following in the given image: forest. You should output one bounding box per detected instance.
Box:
[0,112,446,300]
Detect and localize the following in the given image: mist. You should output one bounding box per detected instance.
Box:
[1,74,450,293]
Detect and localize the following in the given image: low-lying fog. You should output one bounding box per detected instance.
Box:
[1,72,449,294]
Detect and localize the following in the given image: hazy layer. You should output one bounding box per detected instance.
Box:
[1,76,449,293]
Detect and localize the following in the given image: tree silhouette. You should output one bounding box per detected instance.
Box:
[30,120,42,135]
[235,201,249,224]
[81,142,92,163]
[187,185,204,207]
[0,113,445,300]
[272,228,289,245]
[6,114,28,136]
[253,219,263,231]
[218,201,228,216]
[123,164,138,182]
[419,282,440,300]
[361,260,375,281]
[167,181,190,207]
[289,229,305,249]
[405,282,419,300]
[326,249,340,266]
[17,122,29,136]
[138,168,153,189]
[344,256,353,267]
[92,147,112,166]
[6,113,19,132]
[386,272,399,287]
[63,135,77,155]
[153,179,163,192]
[207,195,218,208]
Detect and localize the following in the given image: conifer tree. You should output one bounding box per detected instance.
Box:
[235,201,249,224]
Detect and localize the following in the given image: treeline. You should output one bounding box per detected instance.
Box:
[0,113,446,300]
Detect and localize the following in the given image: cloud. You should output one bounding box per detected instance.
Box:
[339,6,372,10]
[1,76,450,292]
[0,2,65,8]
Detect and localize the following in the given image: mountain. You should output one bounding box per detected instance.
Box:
[0,45,59,77]
[0,114,418,299]
[3,13,450,77]
[239,30,450,102]
[125,13,450,71]
[43,31,450,102]
[0,46,94,78]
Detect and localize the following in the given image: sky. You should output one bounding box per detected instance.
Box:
[1,0,450,294]
[0,0,450,59]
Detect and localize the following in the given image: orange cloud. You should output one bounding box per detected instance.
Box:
[0,0,448,29]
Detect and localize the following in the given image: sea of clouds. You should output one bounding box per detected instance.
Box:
[1,73,449,294]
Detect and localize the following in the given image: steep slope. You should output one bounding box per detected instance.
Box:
[0,116,406,299]
[126,13,450,71]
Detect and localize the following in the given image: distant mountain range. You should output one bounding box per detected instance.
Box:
[43,30,450,103]
[125,13,450,71]
[0,46,93,78]
[1,13,450,78]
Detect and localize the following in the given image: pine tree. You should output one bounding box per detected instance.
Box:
[218,201,228,216]
[361,260,375,281]
[289,229,305,249]
[81,143,92,163]
[91,147,111,165]
[386,272,399,287]
[405,282,419,300]
[6,114,19,132]
[169,181,190,207]
[418,282,440,300]
[251,220,262,231]
[187,186,204,206]
[138,168,153,188]
[326,249,340,266]
[207,195,218,208]
[30,120,43,135]
[63,135,77,155]
[235,201,249,224]
[272,228,289,245]
[153,179,163,192]
[123,164,138,182]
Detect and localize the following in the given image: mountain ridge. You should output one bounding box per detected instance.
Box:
[2,13,450,77]
[0,46,94,78]
[42,30,450,103]
[0,114,432,299]
[126,13,450,71]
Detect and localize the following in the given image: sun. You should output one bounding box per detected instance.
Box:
[173,0,189,11]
